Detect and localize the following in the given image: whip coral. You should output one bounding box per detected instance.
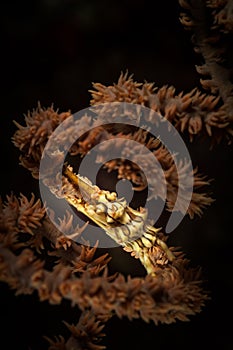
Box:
[1,0,233,349]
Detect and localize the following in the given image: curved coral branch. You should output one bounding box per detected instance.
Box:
[90,72,233,143]
[0,244,208,325]
[12,100,213,220]
[179,0,233,132]
[0,194,110,275]
[0,193,208,325]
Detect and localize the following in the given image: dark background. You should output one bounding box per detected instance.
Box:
[1,0,233,349]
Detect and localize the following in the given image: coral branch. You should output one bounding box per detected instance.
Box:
[2,2,231,348]
[90,72,233,143]
[0,192,208,325]
[179,0,233,128]
[45,311,109,350]
[12,104,72,178]
[0,243,208,325]
[0,194,111,275]
[12,99,213,220]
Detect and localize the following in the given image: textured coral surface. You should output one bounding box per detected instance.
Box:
[1,1,233,349]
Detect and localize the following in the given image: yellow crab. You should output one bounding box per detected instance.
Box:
[62,165,175,275]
